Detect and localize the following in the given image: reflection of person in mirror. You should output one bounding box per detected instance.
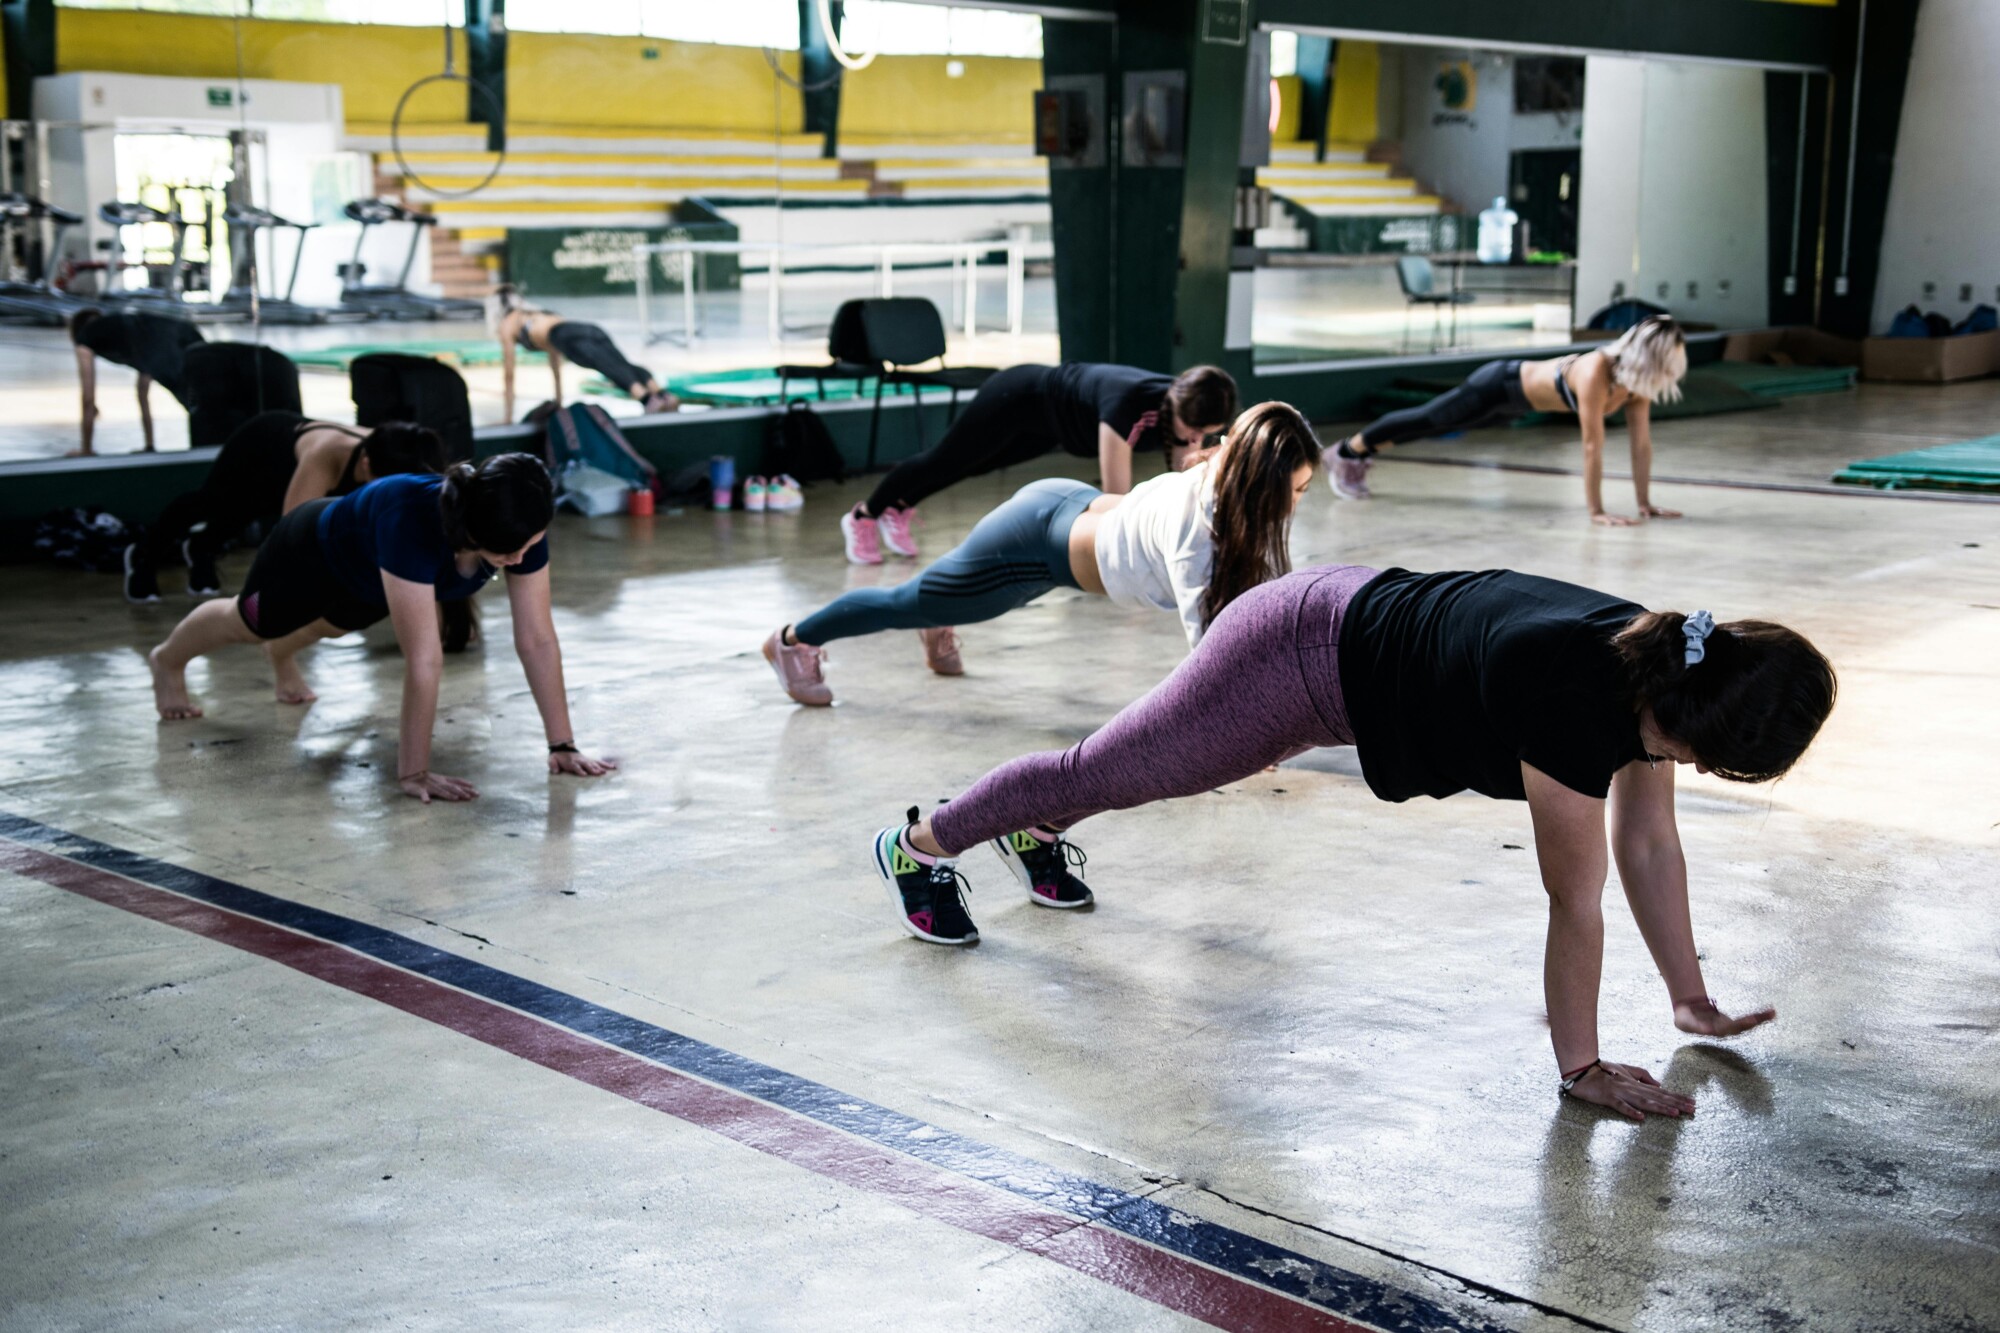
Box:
[877,570,1834,1128]
[489,284,677,424]
[764,403,1321,707]
[69,308,205,456]
[1329,315,1689,526]
[839,362,1239,568]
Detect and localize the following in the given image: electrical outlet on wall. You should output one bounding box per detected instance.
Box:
[1835,277,1850,296]
[1687,281,1699,300]
[1961,283,1974,302]
[1719,278,1732,298]
[1784,276,1798,295]
[1656,281,1670,299]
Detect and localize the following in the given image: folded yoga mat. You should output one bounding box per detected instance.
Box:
[1834,437,2000,492]
[290,340,543,370]
[1700,361,1858,398]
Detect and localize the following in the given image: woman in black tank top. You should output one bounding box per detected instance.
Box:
[1327,316,1690,524]
[490,285,678,422]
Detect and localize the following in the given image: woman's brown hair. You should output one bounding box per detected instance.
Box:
[1162,365,1239,437]
[1613,611,1836,782]
[1200,401,1323,629]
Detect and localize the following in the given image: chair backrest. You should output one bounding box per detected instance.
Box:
[1395,255,1435,299]
[349,352,473,462]
[182,343,301,447]
[826,299,875,366]
[858,297,948,369]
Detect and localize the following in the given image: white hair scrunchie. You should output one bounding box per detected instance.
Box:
[1683,609,1716,666]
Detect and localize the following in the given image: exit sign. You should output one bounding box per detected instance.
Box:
[206,87,234,107]
[1202,0,1247,45]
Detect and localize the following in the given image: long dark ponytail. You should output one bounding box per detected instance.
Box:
[1200,402,1323,629]
[440,452,555,554]
[1613,611,1836,782]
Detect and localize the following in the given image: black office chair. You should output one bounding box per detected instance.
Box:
[1395,255,1475,353]
[775,300,878,403]
[858,297,996,466]
[351,352,474,463]
[182,342,302,447]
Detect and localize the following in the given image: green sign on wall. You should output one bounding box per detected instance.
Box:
[1201,0,1248,46]
[505,223,740,299]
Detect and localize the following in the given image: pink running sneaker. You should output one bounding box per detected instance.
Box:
[765,474,805,512]
[877,506,919,558]
[762,628,833,706]
[1328,447,1373,500]
[841,506,883,565]
[918,626,963,676]
[743,477,769,512]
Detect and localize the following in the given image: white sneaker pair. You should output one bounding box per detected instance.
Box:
[745,475,805,512]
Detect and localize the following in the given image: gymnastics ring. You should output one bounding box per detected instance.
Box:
[391,72,508,200]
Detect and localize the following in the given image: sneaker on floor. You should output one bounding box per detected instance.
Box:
[877,505,919,558]
[992,828,1094,909]
[874,815,979,945]
[744,476,769,512]
[765,474,805,512]
[761,628,833,706]
[183,539,222,597]
[123,544,160,605]
[841,506,883,565]
[918,626,964,676]
[1329,447,1373,500]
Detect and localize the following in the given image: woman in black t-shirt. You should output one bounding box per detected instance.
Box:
[69,308,205,455]
[839,362,1237,566]
[873,564,1836,1123]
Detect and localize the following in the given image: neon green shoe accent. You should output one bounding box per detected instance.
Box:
[891,842,922,876]
[1009,830,1041,854]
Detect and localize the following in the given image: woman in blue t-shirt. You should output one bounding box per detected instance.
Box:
[147,453,614,803]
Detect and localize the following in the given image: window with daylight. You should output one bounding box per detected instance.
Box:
[1269,29,1298,79]
[56,0,467,24]
[503,0,798,44]
[837,1,1043,58]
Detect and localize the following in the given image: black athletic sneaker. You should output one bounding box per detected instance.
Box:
[992,829,1094,909]
[183,539,222,597]
[123,544,160,604]
[873,809,978,945]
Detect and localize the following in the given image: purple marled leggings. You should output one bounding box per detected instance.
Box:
[929,565,1382,855]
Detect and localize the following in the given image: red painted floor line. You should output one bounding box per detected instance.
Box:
[1,837,1379,1333]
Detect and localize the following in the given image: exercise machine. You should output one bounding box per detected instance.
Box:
[337,197,482,322]
[97,200,191,307]
[217,204,367,324]
[0,193,94,325]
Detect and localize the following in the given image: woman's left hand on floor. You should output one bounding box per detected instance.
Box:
[1641,505,1685,520]
[1673,997,1777,1037]
[549,749,618,778]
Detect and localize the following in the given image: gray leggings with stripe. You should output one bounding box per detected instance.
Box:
[794,478,1097,646]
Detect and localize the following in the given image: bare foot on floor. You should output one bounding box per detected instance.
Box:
[273,674,317,706]
[148,646,202,720]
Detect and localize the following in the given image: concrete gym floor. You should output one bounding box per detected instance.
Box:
[1,384,1996,1332]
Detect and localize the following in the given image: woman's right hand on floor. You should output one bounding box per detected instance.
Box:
[399,770,480,803]
[1591,510,1641,527]
[1564,1060,1696,1121]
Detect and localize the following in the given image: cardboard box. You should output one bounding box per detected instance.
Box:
[1722,326,1862,366]
[1860,328,2000,383]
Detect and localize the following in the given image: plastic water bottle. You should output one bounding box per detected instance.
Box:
[709,455,736,510]
[1477,197,1518,264]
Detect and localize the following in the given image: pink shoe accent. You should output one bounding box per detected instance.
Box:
[918,626,963,677]
[1329,449,1373,500]
[1033,883,1059,903]
[841,508,883,565]
[877,506,919,558]
[909,910,935,935]
[762,628,833,706]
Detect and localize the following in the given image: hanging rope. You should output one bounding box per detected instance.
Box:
[391,9,508,200]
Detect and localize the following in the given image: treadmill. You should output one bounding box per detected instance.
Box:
[0,193,94,326]
[337,197,483,322]
[216,203,368,324]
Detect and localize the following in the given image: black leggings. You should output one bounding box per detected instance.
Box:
[143,410,311,566]
[235,500,387,640]
[1358,359,1530,450]
[864,364,1056,516]
[547,321,653,395]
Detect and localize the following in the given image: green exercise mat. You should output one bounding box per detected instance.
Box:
[583,367,902,408]
[1834,437,2000,493]
[1700,361,1857,398]
[290,340,542,370]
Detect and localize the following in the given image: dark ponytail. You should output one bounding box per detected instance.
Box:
[441,452,555,555]
[1614,611,1836,782]
[362,421,446,478]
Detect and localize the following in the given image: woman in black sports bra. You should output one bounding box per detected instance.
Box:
[490,285,678,422]
[1328,315,1689,526]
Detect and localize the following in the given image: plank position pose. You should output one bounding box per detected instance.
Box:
[873,564,1835,1120]
[146,455,614,803]
[762,402,1320,705]
[490,284,677,422]
[70,308,204,456]
[1330,315,1689,526]
[122,410,444,603]
[837,363,1239,565]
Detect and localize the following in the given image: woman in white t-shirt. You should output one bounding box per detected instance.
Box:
[762,402,1323,705]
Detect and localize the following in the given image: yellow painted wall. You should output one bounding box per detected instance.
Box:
[58,9,469,122]
[1327,39,1379,144]
[839,54,1037,140]
[1271,73,1302,142]
[507,34,801,132]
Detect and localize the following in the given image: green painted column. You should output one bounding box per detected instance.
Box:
[2,0,55,123]
[1170,1,1253,380]
[465,0,508,153]
[797,0,843,156]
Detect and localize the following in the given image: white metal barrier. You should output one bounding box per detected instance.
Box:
[632,229,1045,347]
